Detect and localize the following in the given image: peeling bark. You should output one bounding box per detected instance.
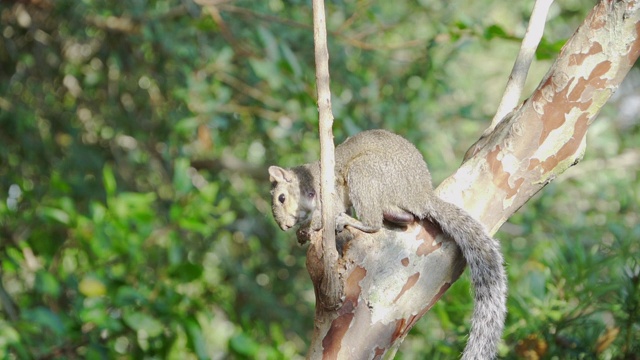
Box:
[306,0,640,358]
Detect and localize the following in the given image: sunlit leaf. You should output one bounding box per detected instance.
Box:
[35,271,61,297]
[184,317,208,360]
[123,311,164,338]
[229,333,260,357]
[40,206,71,225]
[79,276,107,298]
[0,320,24,356]
[173,158,193,195]
[103,165,117,197]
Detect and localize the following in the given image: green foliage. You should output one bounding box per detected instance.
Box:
[1,0,638,358]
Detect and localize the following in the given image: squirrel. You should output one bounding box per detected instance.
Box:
[268,129,507,360]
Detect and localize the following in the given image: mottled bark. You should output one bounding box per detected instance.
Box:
[306,0,640,359]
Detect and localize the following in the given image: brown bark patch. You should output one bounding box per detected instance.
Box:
[570,60,611,101]
[321,266,365,358]
[487,146,522,199]
[537,79,572,145]
[391,318,408,343]
[416,220,442,256]
[344,266,366,306]
[322,312,354,360]
[401,257,410,267]
[527,158,541,171]
[534,57,611,172]
[569,42,603,66]
[391,281,453,341]
[529,43,612,174]
[540,113,590,172]
[536,60,597,148]
[393,272,420,303]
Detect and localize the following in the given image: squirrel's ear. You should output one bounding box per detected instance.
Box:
[268,166,292,183]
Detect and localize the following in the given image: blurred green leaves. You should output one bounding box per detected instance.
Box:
[123,310,164,338]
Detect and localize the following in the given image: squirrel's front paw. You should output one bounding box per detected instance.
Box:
[296,223,314,245]
[335,213,380,233]
[335,213,350,231]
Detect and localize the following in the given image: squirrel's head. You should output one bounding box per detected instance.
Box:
[268,165,317,231]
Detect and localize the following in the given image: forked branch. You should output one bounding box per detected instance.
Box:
[490,0,555,131]
[306,0,640,358]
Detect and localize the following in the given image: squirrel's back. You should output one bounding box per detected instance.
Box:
[335,129,433,224]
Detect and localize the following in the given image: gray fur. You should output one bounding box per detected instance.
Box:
[269,129,507,359]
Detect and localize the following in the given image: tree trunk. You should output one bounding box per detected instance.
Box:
[306,0,640,358]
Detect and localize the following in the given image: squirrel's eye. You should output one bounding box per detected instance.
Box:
[308,190,315,198]
[278,194,286,204]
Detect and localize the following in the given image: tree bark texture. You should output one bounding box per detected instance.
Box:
[306,0,640,358]
[312,0,342,309]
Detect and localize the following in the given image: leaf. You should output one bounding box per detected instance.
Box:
[184,317,208,360]
[79,298,110,327]
[115,286,146,306]
[536,38,567,60]
[248,58,282,90]
[40,207,70,225]
[228,333,260,357]
[168,263,203,283]
[111,192,157,220]
[173,157,193,195]
[198,182,220,203]
[280,42,302,77]
[175,117,200,136]
[35,271,61,297]
[0,320,23,355]
[454,20,471,30]
[103,165,117,197]
[483,24,509,40]
[22,307,65,336]
[257,26,279,61]
[178,217,212,236]
[0,321,19,345]
[123,311,164,338]
[91,202,107,223]
[79,276,107,297]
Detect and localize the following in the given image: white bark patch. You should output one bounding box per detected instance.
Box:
[346,228,460,325]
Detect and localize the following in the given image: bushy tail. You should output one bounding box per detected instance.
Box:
[427,197,507,360]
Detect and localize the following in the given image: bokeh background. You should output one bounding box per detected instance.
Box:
[1,0,638,358]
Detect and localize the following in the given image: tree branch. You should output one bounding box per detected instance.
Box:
[451,0,640,232]
[310,0,341,315]
[306,0,640,357]
[490,0,555,131]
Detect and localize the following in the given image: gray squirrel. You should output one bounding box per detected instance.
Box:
[269,129,506,360]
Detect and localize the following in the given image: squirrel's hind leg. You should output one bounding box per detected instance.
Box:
[383,209,416,226]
